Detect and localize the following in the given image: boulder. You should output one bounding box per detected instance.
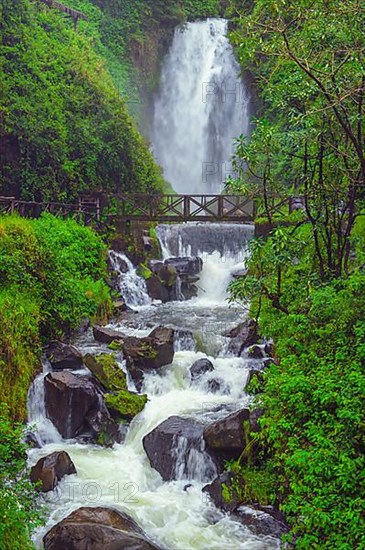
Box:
[113,300,127,316]
[247,345,265,359]
[143,415,215,481]
[232,505,289,538]
[202,471,240,513]
[30,451,76,493]
[43,506,162,550]
[203,409,250,460]
[92,325,126,345]
[46,341,83,371]
[146,274,170,302]
[83,353,127,392]
[44,372,120,445]
[123,326,174,390]
[224,320,259,356]
[190,358,214,381]
[165,257,203,276]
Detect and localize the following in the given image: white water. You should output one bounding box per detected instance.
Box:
[28,222,281,550]
[109,250,151,308]
[152,19,249,194]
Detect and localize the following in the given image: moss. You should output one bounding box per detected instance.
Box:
[223,464,276,507]
[137,263,153,280]
[108,340,123,351]
[83,353,127,391]
[104,390,147,420]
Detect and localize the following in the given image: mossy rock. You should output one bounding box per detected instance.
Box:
[105,390,147,420]
[84,353,127,392]
[137,263,152,280]
[108,340,123,351]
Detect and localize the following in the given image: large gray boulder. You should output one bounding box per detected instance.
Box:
[123,326,174,390]
[92,326,126,345]
[43,506,162,550]
[190,358,214,381]
[30,451,76,493]
[46,341,83,371]
[203,408,250,460]
[44,371,120,446]
[143,415,216,482]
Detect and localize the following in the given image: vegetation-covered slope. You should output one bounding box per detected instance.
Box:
[0,0,165,201]
[228,1,365,547]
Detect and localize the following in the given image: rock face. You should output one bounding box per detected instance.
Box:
[224,319,259,356]
[30,451,76,492]
[123,326,174,390]
[83,353,127,392]
[202,471,240,513]
[143,415,211,481]
[146,257,203,302]
[46,341,83,371]
[146,274,170,303]
[92,325,126,345]
[44,371,120,445]
[203,408,250,460]
[43,506,162,550]
[190,358,214,381]
[232,505,289,538]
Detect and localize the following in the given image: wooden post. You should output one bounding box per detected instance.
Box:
[184,196,189,221]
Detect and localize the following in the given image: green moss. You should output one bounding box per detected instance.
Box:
[83,353,127,391]
[105,390,147,420]
[108,340,123,351]
[137,263,152,280]
[223,464,276,507]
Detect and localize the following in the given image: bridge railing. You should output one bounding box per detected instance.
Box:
[117,194,257,222]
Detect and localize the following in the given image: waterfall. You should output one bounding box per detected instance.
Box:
[109,250,151,308]
[152,19,249,194]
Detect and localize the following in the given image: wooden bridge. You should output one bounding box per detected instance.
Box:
[0,193,297,229]
[38,0,87,29]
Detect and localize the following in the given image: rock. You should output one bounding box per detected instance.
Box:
[83,353,127,392]
[247,344,265,359]
[113,300,127,316]
[146,274,170,302]
[202,472,240,513]
[46,341,83,371]
[104,390,147,420]
[203,409,250,460]
[206,378,224,394]
[248,407,264,434]
[190,358,214,381]
[30,451,76,492]
[44,371,120,445]
[92,325,126,345]
[232,505,289,538]
[143,235,154,251]
[43,506,162,550]
[123,326,174,390]
[165,257,203,276]
[143,415,213,481]
[224,320,259,356]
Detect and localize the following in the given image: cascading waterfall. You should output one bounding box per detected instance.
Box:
[152,19,250,194]
[109,250,151,308]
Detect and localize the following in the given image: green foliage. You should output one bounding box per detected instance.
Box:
[224,462,277,507]
[231,226,365,548]
[0,213,112,419]
[0,0,165,201]
[0,406,43,549]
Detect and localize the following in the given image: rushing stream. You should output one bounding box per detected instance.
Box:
[28,223,280,549]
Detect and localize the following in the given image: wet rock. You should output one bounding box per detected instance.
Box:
[46,341,83,371]
[232,505,289,538]
[92,325,126,344]
[206,378,226,394]
[43,506,162,550]
[83,353,127,392]
[113,299,127,316]
[202,471,240,513]
[165,256,203,276]
[248,407,264,434]
[30,451,76,492]
[190,358,214,381]
[143,415,208,481]
[203,408,250,460]
[247,344,265,359]
[123,326,174,390]
[146,274,170,302]
[224,320,259,356]
[44,371,120,445]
